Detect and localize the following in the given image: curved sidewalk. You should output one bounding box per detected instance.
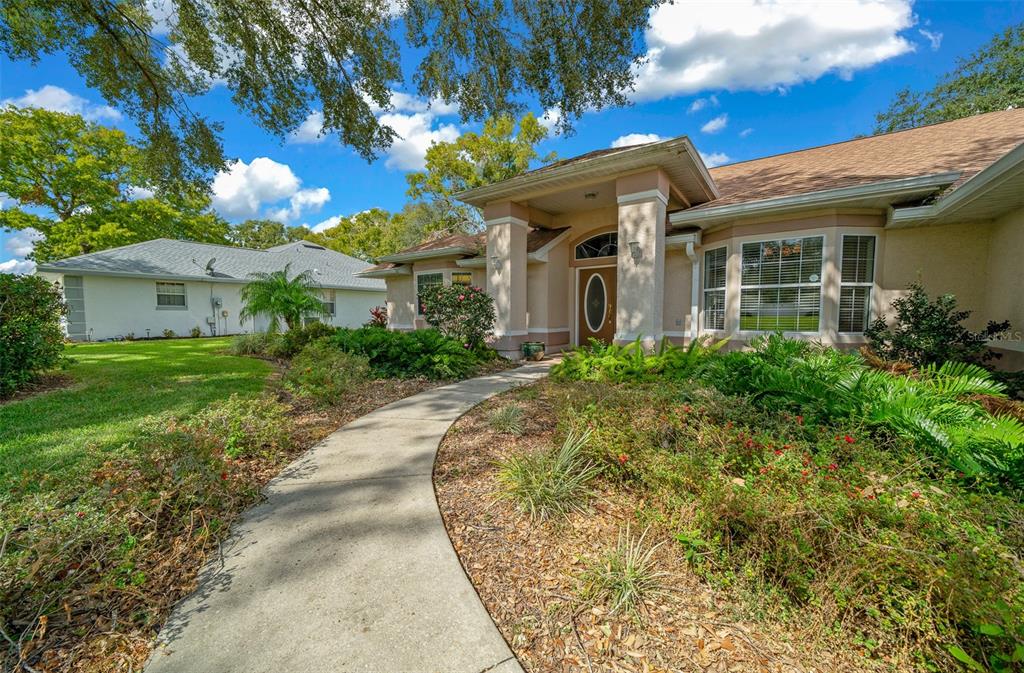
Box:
[146,362,551,673]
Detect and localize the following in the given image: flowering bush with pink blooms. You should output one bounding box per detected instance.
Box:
[420,283,496,349]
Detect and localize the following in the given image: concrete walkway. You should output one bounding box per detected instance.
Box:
[146,362,550,673]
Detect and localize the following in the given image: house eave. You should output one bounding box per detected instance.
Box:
[377,246,479,263]
[34,266,385,292]
[455,136,719,208]
[668,172,962,228]
[354,266,412,279]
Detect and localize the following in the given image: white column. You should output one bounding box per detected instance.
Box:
[615,187,668,348]
[485,203,529,356]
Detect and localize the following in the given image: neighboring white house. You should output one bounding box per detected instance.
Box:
[35,239,386,341]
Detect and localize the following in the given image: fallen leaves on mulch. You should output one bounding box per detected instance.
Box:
[435,384,881,673]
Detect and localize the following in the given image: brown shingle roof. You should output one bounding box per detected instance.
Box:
[698,108,1024,210]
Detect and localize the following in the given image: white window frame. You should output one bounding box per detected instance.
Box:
[415,271,444,316]
[320,288,336,317]
[838,234,877,334]
[155,281,187,310]
[738,235,824,335]
[701,246,728,332]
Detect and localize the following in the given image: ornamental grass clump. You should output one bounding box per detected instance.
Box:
[488,403,525,435]
[581,525,669,616]
[184,393,292,458]
[496,430,600,519]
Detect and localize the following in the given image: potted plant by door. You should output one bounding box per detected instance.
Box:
[521,341,545,361]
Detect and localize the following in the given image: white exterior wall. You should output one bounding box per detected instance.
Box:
[38,273,384,341]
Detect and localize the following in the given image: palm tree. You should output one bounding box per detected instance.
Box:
[239,263,326,332]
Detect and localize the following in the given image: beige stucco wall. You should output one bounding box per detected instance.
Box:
[385,275,416,329]
[985,207,1024,330]
[880,221,991,329]
[663,249,693,336]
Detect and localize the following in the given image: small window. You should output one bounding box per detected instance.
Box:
[416,272,443,315]
[320,289,336,316]
[156,282,186,309]
[839,235,876,333]
[739,236,823,332]
[574,232,618,259]
[702,247,727,330]
[451,271,473,286]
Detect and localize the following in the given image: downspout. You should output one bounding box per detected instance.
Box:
[685,241,699,342]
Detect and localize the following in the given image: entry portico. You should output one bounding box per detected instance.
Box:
[358,109,1024,365]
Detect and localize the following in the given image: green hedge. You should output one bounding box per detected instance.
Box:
[0,275,67,397]
[331,326,490,380]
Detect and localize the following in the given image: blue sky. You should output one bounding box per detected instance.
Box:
[2,0,1022,272]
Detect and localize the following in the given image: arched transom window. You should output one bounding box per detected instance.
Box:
[574,232,618,260]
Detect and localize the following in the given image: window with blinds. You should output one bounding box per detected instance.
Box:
[839,235,876,333]
[451,271,473,286]
[416,272,443,315]
[702,247,727,330]
[320,289,336,316]
[156,282,187,308]
[739,236,823,332]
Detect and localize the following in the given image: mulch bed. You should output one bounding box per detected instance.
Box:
[434,383,878,673]
[0,373,75,405]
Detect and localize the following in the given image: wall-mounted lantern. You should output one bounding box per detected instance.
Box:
[628,241,643,264]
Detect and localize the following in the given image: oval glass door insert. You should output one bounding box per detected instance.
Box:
[584,274,607,332]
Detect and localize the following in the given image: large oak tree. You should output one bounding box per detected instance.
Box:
[0,0,655,186]
[0,106,229,262]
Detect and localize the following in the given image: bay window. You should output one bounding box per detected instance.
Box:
[739,236,823,332]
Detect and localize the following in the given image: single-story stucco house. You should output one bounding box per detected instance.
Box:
[358,108,1024,367]
[36,239,385,340]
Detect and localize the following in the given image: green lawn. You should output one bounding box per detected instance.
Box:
[0,338,272,487]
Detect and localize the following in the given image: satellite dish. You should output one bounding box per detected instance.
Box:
[205,258,217,275]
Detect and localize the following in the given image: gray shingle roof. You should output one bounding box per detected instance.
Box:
[36,239,385,291]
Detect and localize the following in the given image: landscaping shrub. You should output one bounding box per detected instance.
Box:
[162,328,176,338]
[366,305,388,328]
[580,526,668,616]
[496,430,600,519]
[556,382,1024,670]
[420,283,495,348]
[705,334,1024,489]
[332,326,487,379]
[277,320,338,357]
[229,331,282,356]
[866,281,1010,366]
[284,340,371,406]
[0,274,67,397]
[183,393,291,458]
[488,403,525,435]
[552,336,727,383]
[190,326,202,338]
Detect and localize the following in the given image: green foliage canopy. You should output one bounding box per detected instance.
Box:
[406,113,555,232]
[874,22,1024,133]
[0,0,653,184]
[0,106,229,262]
[228,219,308,250]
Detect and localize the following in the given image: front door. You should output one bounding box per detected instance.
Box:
[577,266,616,344]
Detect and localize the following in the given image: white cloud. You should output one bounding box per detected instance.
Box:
[688,95,719,113]
[5,228,43,258]
[610,132,665,148]
[701,114,729,134]
[127,185,156,200]
[699,151,731,168]
[0,259,35,275]
[919,28,943,51]
[311,215,341,233]
[145,0,175,35]
[740,127,754,138]
[632,0,914,101]
[267,187,331,223]
[538,107,563,133]
[2,85,122,122]
[289,110,325,144]
[379,111,460,170]
[211,157,329,222]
